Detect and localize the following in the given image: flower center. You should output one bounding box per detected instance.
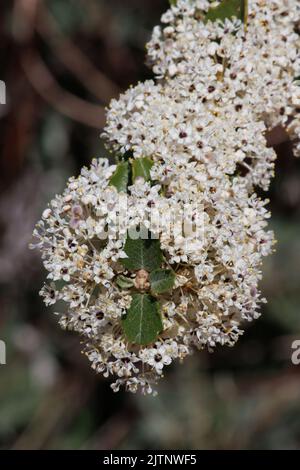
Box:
[154,354,162,363]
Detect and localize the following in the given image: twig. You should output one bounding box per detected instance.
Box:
[21,49,106,128]
[37,3,120,101]
[13,0,107,128]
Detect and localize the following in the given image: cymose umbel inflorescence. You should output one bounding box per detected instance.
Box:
[31,0,300,395]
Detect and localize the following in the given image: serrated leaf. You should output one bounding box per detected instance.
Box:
[205,0,246,23]
[109,161,129,193]
[122,294,163,345]
[132,157,154,183]
[150,269,176,294]
[116,275,135,290]
[121,234,163,271]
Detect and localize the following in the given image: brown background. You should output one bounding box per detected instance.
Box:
[0,0,300,450]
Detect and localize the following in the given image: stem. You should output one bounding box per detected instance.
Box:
[244,0,248,30]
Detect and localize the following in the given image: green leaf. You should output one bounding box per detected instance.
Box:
[116,275,135,289]
[169,0,177,5]
[205,0,247,23]
[121,234,163,271]
[122,294,163,345]
[132,157,154,183]
[150,269,176,294]
[109,161,129,193]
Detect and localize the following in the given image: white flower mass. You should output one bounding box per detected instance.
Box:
[32,0,299,395]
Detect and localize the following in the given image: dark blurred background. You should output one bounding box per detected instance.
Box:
[0,0,300,450]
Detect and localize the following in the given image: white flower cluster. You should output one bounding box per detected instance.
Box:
[32,0,299,395]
